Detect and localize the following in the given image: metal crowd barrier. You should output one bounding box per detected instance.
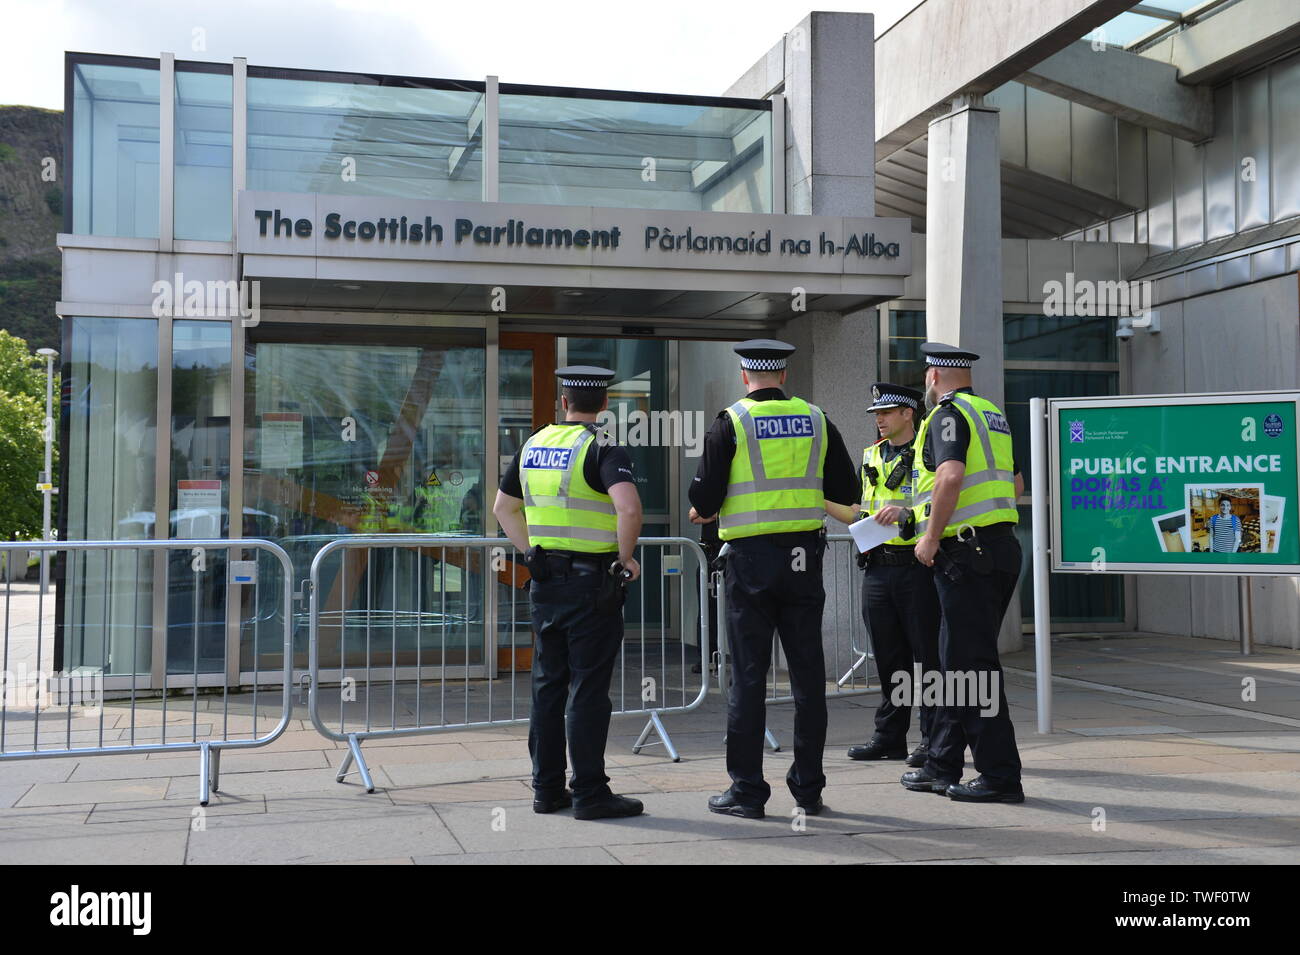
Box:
[306,535,711,792]
[714,533,878,751]
[0,539,295,805]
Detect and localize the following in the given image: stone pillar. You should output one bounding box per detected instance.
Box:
[926,94,1023,651]
[783,11,875,218]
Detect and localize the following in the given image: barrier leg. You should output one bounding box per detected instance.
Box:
[336,733,375,793]
[765,727,780,752]
[210,746,222,794]
[198,742,211,806]
[631,710,680,762]
[837,652,869,687]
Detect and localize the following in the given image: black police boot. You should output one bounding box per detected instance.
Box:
[900,768,955,794]
[905,745,930,768]
[708,790,765,819]
[532,789,573,814]
[945,775,1025,803]
[573,793,644,820]
[796,796,824,816]
[847,737,908,761]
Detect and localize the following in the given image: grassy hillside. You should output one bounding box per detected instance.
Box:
[0,106,62,351]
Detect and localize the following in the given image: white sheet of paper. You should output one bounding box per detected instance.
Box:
[849,514,899,553]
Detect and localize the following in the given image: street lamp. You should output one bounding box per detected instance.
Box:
[36,347,57,595]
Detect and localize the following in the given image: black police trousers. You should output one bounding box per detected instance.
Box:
[724,535,827,807]
[924,532,1023,786]
[528,570,622,807]
[861,560,941,747]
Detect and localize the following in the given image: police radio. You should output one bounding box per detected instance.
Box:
[883,447,915,490]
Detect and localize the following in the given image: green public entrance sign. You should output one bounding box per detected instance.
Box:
[1049,392,1300,575]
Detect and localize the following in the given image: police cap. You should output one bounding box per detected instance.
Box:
[556,365,615,388]
[734,339,796,372]
[919,342,980,368]
[867,382,923,413]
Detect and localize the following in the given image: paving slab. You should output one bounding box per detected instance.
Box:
[184,805,460,864]
[18,777,170,807]
[606,832,899,865]
[1,818,189,864]
[414,846,619,865]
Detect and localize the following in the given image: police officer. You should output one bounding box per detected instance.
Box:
[492,366,646,820]
[689,340,860,818]
[826,383,940,767]
[879,343,1026,803]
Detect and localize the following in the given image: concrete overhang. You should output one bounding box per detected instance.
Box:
[875,0,1136,162]
[1139,0,1300,85]
[1022,40,1213,142]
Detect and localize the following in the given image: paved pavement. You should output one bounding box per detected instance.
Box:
[2,579,1299,864]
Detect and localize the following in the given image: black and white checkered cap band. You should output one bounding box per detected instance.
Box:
[875,392,918,409]
[739,357,788,371]
[925,356,972,367]
[560,378,608,388]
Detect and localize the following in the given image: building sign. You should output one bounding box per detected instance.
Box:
[175,480,222,540]
[237,192,911,282]
[1049,393,1300,575]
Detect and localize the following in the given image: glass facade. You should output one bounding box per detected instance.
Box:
[70,61,160,237]
[242,324,486,670]
[62,318,158,676]
[168,322,233,673]
[246,72,484,199]
[499,89,771,211]
[175,65,233,240]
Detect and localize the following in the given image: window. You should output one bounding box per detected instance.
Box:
[500,88,771,211]
[246,72,484,199]
[70,61,160,237]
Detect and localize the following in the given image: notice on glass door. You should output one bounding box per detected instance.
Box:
[261,412,304,469]
[176,479,222,539]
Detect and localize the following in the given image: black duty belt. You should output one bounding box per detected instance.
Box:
[545,552,617,576]
[940,522,1017,545]
[866,544,919,567]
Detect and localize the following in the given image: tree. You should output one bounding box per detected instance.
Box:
[0,330,57,541]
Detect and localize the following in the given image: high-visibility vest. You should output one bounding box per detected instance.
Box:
[862,438,919,546]
[414,484,460,533]
[718,396,827,541]
[358,492,384,533]
[519,423,618,553]
[911,391,1018,538]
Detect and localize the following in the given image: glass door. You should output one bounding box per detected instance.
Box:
[241,322,487,672]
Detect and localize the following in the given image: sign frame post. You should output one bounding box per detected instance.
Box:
[1030,397,1053,734]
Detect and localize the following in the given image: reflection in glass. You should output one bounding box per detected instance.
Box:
[168,322,232,674]
[246,75,483,199]
[71,63,160,237]
[242,328,486,671]
[63,318,158,676]
[175,68,233,241]
[500,92,771,211]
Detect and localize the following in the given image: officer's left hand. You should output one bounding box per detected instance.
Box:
[915,535,939,567]
[619,556,641,581]
[689,507,716,525]
[872,505,908,526]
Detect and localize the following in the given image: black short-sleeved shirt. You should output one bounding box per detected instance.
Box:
[921,387,1019,474]
[688,388,862,519]
[499,423,635,498]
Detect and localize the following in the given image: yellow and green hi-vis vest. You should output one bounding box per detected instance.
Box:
[862,439,919,546]
[519,423,618,554]
[719,396,828,541]
[911,390,1018,538]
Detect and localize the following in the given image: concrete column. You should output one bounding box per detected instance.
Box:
[783,11,875,217]
[925,94,1023,651]
[925,96,1005,408]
